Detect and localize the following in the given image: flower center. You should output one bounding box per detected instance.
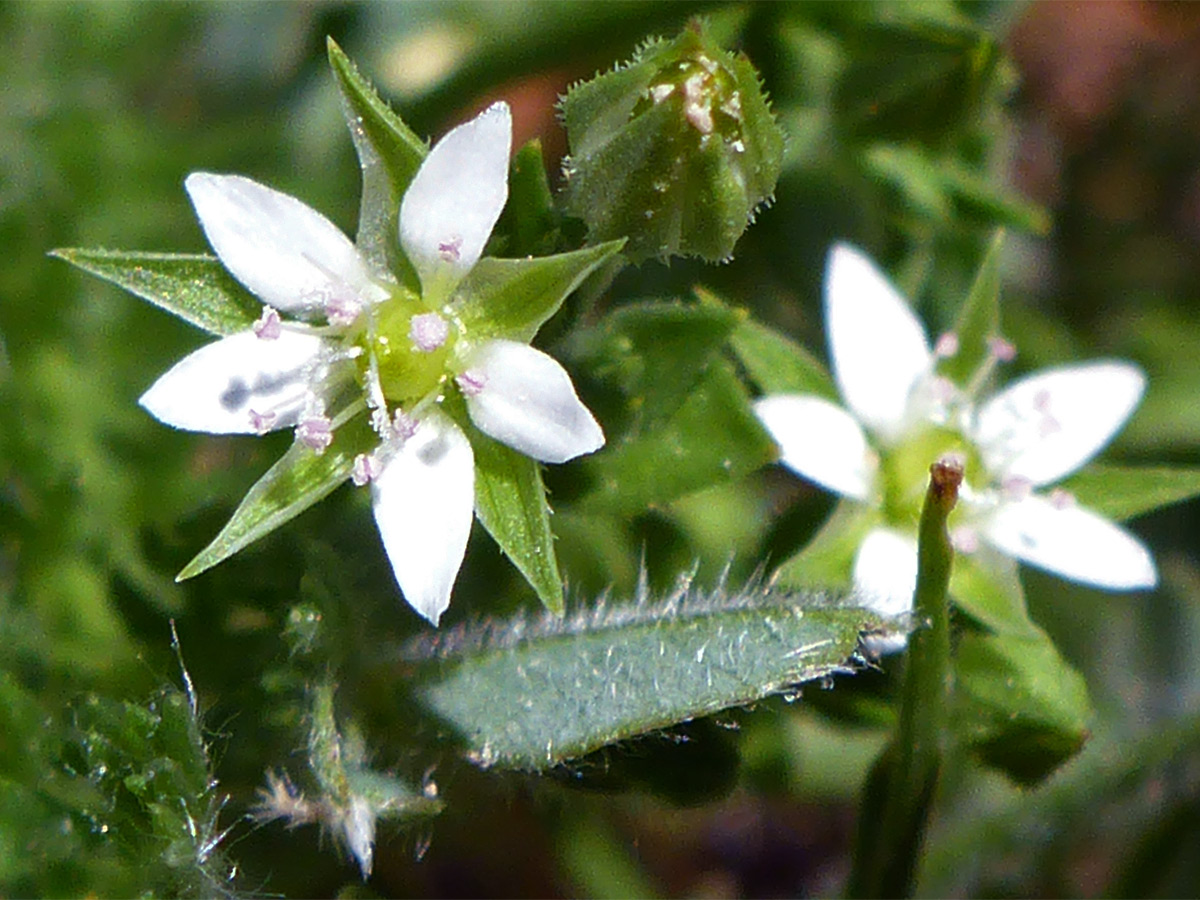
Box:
[361,291,455,407]
[879,425,984,528]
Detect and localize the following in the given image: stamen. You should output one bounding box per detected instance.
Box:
[391,409,418,441]
[1001,475,1033,501]
[326,293,363,327]
[296,416,334,455]
[253,306,282,341]
[249,409,276,433]
[1049,487,1075,510]
[987,336,1016,362]
[437,236,463,263]
[934,332,959,358]
[409,312,450,353]
[351,453,382,487]
[950,526,980,554]
[456,370,487,396]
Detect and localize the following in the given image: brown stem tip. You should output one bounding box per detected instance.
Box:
[929,457,964,511]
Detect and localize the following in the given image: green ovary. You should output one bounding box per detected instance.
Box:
[364,293,454,407]
[879,426,982,528]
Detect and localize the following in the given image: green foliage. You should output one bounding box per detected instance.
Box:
[8,3,1200,897]
[401,578,896,770]
[179,413,378,580]
[955,628,1091,785]
[48,251,260,337]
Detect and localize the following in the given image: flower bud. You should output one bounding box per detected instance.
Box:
[561,21,783,263]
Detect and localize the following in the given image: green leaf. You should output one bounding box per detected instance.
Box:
[178,413,378,580]
[949,551,1039,637]
[496,139,560,257]
[452,239,625,345]
[401,582,896,770]
[939,229,1004,384]
[939,162,1051,235]
[327,37,427,286]
[1060,463,1200,522]
[579,361,777,515]
[954,627,1092,784]
[835,19,1000,146]
[64,684,235,895]
[569,299,743,431]
[723,305,838,400]
[467,425,564,616]
[50,249,259,336]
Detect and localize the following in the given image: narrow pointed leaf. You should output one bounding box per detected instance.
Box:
[452,240,625,345]
[568,299,742,432]
[579,361,776,515]
[725,309,838,399]
[178,413,377,580]
[955,627,1092,784]
[328,37,426,286]
[495,139,559,258]
[773,501,880,591]
[51,249,259,336]
[949,551,1039,637]
[1060,463,1200,522]
[327,38,427,200]
[940,229,1004,384]
[466,422,564,615]
[397,582,898,770]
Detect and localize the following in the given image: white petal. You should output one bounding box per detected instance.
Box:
[139,330,323,433]
[464,339,603,464]
[399,102,511,305]
[371,412,475,625]
[753,394,875,500]
[852,527,919,618]
[185,172,386,316]
[981,494,1157,590]
[973,361,1145,486]
[825,244,933,443]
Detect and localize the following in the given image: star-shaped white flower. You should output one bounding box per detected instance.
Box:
[139,102,604,625]
[754,243,1156,630]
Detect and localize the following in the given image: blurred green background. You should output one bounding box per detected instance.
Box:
[4,1,1200,896]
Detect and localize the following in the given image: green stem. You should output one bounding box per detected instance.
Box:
[848,459,961,899]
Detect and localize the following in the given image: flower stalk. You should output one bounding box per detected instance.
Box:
[849,458,961,899]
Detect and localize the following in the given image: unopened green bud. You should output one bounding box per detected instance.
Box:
[561,21,783,263]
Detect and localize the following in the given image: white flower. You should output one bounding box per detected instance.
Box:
[754,244,1156,633]
[140,102,604,625]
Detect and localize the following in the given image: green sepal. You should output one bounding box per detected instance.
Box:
[1060,463,1200,522]
[718,295,837,399]
[177,413,378,580]
[939,229,1004,385]
[954,626,1092,785]
[949,550,1039,637]
[50,249,259,336]
[561,23,783,263]
[772,500,880,591]
[327,37,427,288]
[466,421,565,616]
[834,19,1000,146]
[861,148,1050,236]
[452,239,625,346]
[579,361,776,515]
[568,298,743,432]
[398,582,895,770]
[494,139,560,258]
